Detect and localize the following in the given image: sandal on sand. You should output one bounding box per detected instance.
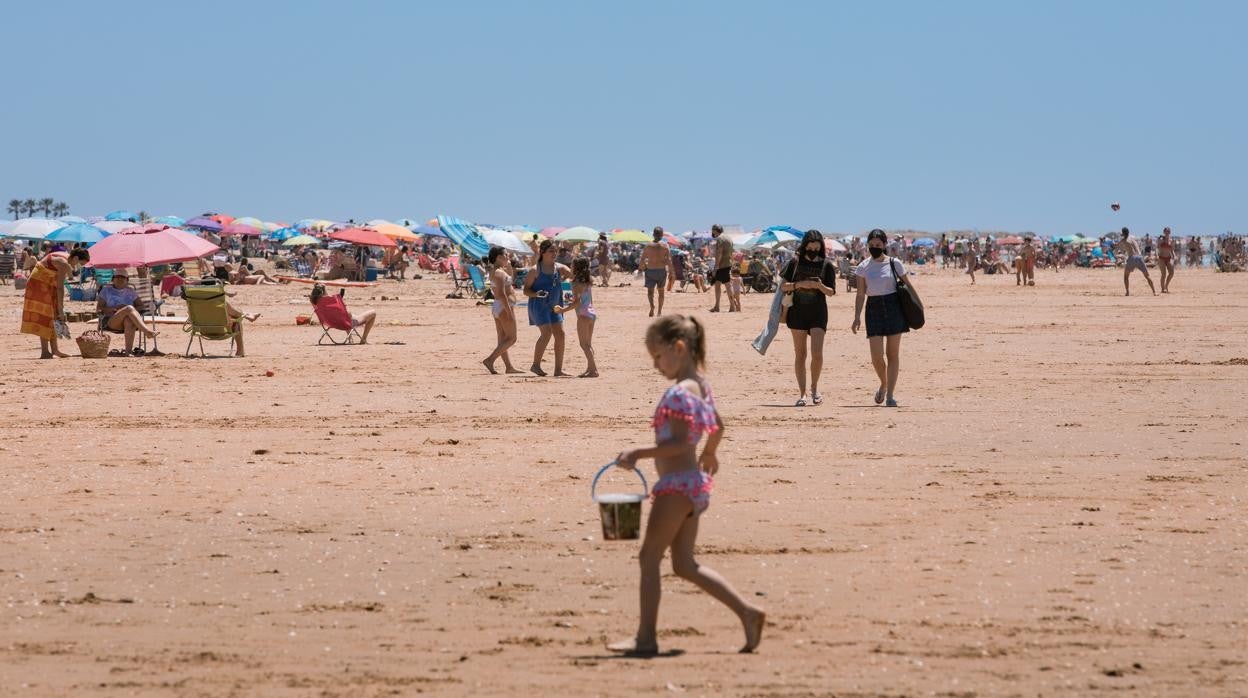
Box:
[885,397,898,408]
[795,397,807,407]
[607,639,658,657]
[811,393,823,406]
[874,387,885,405]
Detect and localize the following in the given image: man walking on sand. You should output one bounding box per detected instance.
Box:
[639,226,674,317]
[709,224,734,312]
[1116,227,1156,297]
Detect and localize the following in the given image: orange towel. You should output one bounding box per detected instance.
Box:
[20,262,58,340]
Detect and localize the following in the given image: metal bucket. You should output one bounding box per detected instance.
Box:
[591,462,649,540]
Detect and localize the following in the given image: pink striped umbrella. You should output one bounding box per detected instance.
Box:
[87,224,221,268]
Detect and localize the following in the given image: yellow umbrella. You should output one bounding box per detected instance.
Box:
[610,229,650,243]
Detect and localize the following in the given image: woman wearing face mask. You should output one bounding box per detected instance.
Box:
[852,229,913,407]
[779,230,838,406]
[21,247,90,359]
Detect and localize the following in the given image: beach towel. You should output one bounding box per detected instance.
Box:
[20,258,60,340]
[750,285,787,356]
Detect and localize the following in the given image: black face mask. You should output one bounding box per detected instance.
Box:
[869,247,885,258]
[804,251,820,260]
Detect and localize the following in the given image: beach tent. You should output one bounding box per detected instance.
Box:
[436,215,491,259]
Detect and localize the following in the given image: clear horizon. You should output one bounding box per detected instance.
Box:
[3,1,1244,236]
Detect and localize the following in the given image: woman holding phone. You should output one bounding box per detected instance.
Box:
[779,229,838,406]
[524,239,571,376]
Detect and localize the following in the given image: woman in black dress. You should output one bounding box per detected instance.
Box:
[780,229,838,406]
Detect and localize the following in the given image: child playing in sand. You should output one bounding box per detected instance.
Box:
[554,257,598,377]
[609,315,765,656]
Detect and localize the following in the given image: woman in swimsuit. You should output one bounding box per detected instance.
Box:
[554,257,598,377]
[1157,227,1176,293]
[609,315,765,657]
[523,239,570,376]
[482,246,523,374]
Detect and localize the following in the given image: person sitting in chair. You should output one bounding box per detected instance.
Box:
[97,270,159,355]
[309,283,377,344]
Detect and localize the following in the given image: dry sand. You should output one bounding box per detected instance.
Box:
[1,266,1245,696]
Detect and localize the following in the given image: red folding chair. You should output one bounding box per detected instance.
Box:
[313,293,362,345]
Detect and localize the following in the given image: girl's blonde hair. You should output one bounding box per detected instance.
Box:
[646,314,706,367]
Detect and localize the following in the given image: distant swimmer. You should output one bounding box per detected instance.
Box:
[1116,227,1156,297]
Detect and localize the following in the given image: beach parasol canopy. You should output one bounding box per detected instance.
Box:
[94,220,140,234]
[282,234,321,247]
[554,226,600,243]
[183,216,223,232]
[436,215,491,259]
[0,218,66,239]
[480,227,534,256]
[57,215,88,224]
[45,223,111,245]
[104,210,139,222]
[538,226,566,239]
[267,227,299,241]
[997,235,1025,245]
[824,238,848,253]
[912,237,937,247]
[87,224,220,268]
[411,224,447,238]
[368,221,421,242]
[220,222,263,236]
[230,216,265,229]
[610,229,650,243]
[329,227,397,248]
[151,215,185,227]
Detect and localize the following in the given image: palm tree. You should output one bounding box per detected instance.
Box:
[52,202,69,217]
[7,199,21,219]
[39,198,54,217]
[137,210,149,223]
[22,199,38,218]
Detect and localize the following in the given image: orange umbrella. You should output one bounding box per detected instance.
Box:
[368,221,421,241]
[329,227,397,248]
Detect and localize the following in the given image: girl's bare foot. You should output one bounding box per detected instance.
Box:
[143,329,158,339]
[553,371,571,377]
[607,638,658,657]
[53,350,70,358]
[39,353,53,359]
[740,609,766,653]
[504,367,525,374]
[579,371,599,378]
[244,313,260,322]
[482,359,498,375]
[530,365,546,376]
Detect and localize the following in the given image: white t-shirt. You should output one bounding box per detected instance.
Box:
[855,257,905,297]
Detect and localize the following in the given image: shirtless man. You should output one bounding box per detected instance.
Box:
[709,223,734,312]
[639,226,674,317]
[1018,236,1037,286]
[1116,227,1156,296]
[1156,227,1176,292]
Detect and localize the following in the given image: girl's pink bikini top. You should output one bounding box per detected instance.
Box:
[652,379,719,444]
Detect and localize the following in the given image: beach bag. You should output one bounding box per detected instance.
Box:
[890,259,925,330]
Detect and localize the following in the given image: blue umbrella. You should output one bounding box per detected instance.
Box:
[58,215,88,224]
[153,215,185,227]
[45,223,111,245]
[753,227,803,246]
[412,223,448,238]
[912,237,937,247]
[436,215,491,259]
[267,226,299,241]
[104,210,139,222]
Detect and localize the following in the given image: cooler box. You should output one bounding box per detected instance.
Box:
[365,268,380,282]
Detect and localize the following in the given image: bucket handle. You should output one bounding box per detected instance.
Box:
[591,460,648,501]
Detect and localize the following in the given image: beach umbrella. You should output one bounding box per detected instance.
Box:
[369,221,421,242]
[554,226,600,243]
[412,224,447,238]
[94,220,139,234]
[293,218,336,233]
[267,227,299,241]
[183,216,223,232]
[230,216,265,229]
[480,227,534,256]
[436,215,491,259]
[220,222,263,236]
[87,224,220,268]
[753,228,802,246]
[104,210,139,222]
[824,238,848,253]
[282,234,321,247]
[0,217,66,239]
[912,237,937,247]
[539,226,566,239]
[207,214,234,226]
[998,235,1024,245]
[45,223,112,245]
[151,215,185,227]
[610,229,650,243]
[58,215,88,224]
[329,227,397,248]
[688,230,713,241]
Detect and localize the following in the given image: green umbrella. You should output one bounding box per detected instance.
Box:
[282,234,321,247]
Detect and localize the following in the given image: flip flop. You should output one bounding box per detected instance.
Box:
[795,397,807,407]
[874,388,885,405]
[811,393,823,405]
[885,398,898,408]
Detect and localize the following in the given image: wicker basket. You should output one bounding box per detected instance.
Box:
[76,331,111,359]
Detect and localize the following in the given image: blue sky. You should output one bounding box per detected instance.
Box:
[3,1,1244,235]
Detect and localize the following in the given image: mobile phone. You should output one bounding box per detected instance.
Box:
[537,290,548,298]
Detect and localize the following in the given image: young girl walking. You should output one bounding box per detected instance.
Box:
[554,257,599,378]
[609,315,765,656]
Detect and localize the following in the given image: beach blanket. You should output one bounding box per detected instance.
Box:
[20,261,59,340]
[750,286,786,356]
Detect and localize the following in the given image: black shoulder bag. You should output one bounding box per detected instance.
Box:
[890,258,925,330]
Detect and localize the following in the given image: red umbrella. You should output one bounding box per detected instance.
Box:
[329,227,397,248]
[220,222,263,236]
[87,224,220,268]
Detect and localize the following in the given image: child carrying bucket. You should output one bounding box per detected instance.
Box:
[607,314,765,656]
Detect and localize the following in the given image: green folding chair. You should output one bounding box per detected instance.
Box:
[182,281,241,357]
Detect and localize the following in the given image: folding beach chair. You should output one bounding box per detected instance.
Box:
[449,260,476,297]
[182,280,241,357]
[292,259,313,278]
[313,291,362,345]
[467,265,489,298]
